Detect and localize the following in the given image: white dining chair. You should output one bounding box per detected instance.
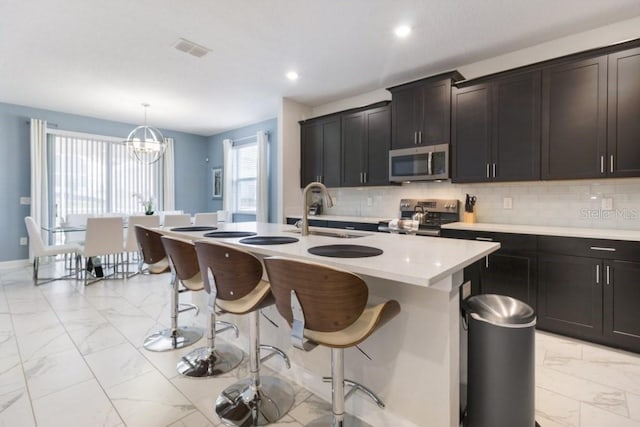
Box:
[63,213,90,245]
[193,212,218,226]
[79,216,124,285]
[163,214,191,227]
[24,216,82,286]
[124,215,160,277]
[217,210,229,222]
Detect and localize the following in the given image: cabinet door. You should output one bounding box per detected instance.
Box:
[391,84,421,149]
[300,116,341,188]
[603,260,640,352]
[541,56,607,179]
[321,116,341,187]
[341,111,366,187]
[364,105,391,186]
[300,121,323,187]
[451,84,492,183]
[422,79,452,146]
[493,72,541,181]
[608,47,640,177]
[537,254,603,340]
[481,253,537,310]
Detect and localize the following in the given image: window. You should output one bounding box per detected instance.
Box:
[49,132,163,225]
[232,142,257,213]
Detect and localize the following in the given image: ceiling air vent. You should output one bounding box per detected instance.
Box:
[173,38,211,58]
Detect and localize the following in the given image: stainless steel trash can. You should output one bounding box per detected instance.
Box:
[462,294,537,427]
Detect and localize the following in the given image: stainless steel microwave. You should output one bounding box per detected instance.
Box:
[388,144,449,182]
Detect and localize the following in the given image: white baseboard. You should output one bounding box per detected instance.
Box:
[0,259,30,271]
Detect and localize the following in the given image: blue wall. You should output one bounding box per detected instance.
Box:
[0,102,209,262]
[207,118,278,223]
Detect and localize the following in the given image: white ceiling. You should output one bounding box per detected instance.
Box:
[2,0,640,136]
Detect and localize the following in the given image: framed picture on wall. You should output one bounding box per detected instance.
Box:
[212,168,223,198]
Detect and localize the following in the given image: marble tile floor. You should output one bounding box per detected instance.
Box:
[1,260,639,427]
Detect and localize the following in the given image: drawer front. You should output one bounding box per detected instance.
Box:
[441,229,537,252]
[326,220,379,232]
[538,236,640,261]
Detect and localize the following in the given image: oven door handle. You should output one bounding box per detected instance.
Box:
[427,151,433,175]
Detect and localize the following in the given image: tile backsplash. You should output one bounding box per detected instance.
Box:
[323,178,640,230]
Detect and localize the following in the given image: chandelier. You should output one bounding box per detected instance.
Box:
[125,103,166,164]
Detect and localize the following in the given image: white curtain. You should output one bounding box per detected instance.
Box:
[30,118,48,254]
[163,137,175,211]
[222,138,233,222]
[256,131,269,223]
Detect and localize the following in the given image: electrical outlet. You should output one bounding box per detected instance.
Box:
[20,196,31,205]
[503,197,513,209]
[367,197,373,207]
[601,197,613,211]
[20,237,28,246]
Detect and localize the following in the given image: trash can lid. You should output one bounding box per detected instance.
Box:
[463,294,536,327]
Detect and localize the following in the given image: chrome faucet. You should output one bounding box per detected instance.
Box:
[301,181,333,236]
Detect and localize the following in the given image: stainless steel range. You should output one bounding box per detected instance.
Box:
[378,198,460,236]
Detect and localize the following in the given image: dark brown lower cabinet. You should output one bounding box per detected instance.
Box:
[604,260,640,351]
[447,231,640,354]
[537,254,603,340]
[537,236,640,353]
[441,230,537,309]
[482,252,537,310]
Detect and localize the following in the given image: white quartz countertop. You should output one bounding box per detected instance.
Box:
[442,222,640,242]
[162,222,499,289]
[285,214,390,224]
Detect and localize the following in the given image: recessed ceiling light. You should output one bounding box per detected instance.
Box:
[286,71,299,81]
[394,25,412,39]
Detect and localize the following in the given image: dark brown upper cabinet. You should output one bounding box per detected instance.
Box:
[452,71,541,183]
[608,47,640,177]
[300,114,341,188]
[388,72,462,150]
[341,103,391,187]
[541,55,608,179]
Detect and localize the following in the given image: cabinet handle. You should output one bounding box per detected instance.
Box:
[345,226,355,230]
[414,132,418,145]
[606,265,611,285]
[486,163,490,178]
[596,264,600,284]
[359,172,363,183]
[492,163,496,178]
[418,131,422,144]
[600,155,604,174]
[363,172,367,183]
[590,246,616,252]
[610,155,614,173]
[475,237,493,242]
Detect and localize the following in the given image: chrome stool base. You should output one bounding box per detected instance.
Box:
[215,376,295,426]
[143,326,203,352]
[307,414,371,427]
[177,344,243,377]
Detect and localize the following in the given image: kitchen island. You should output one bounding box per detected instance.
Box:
[164,222,500,427]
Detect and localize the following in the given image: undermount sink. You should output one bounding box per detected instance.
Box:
[286,229,370,239]
[308,244,383,258]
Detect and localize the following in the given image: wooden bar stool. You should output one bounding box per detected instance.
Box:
[194,240,294,426]
[134,225,170,274]
[160,235,243,376]
[264,256,401,427]
[141,231,203,352]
